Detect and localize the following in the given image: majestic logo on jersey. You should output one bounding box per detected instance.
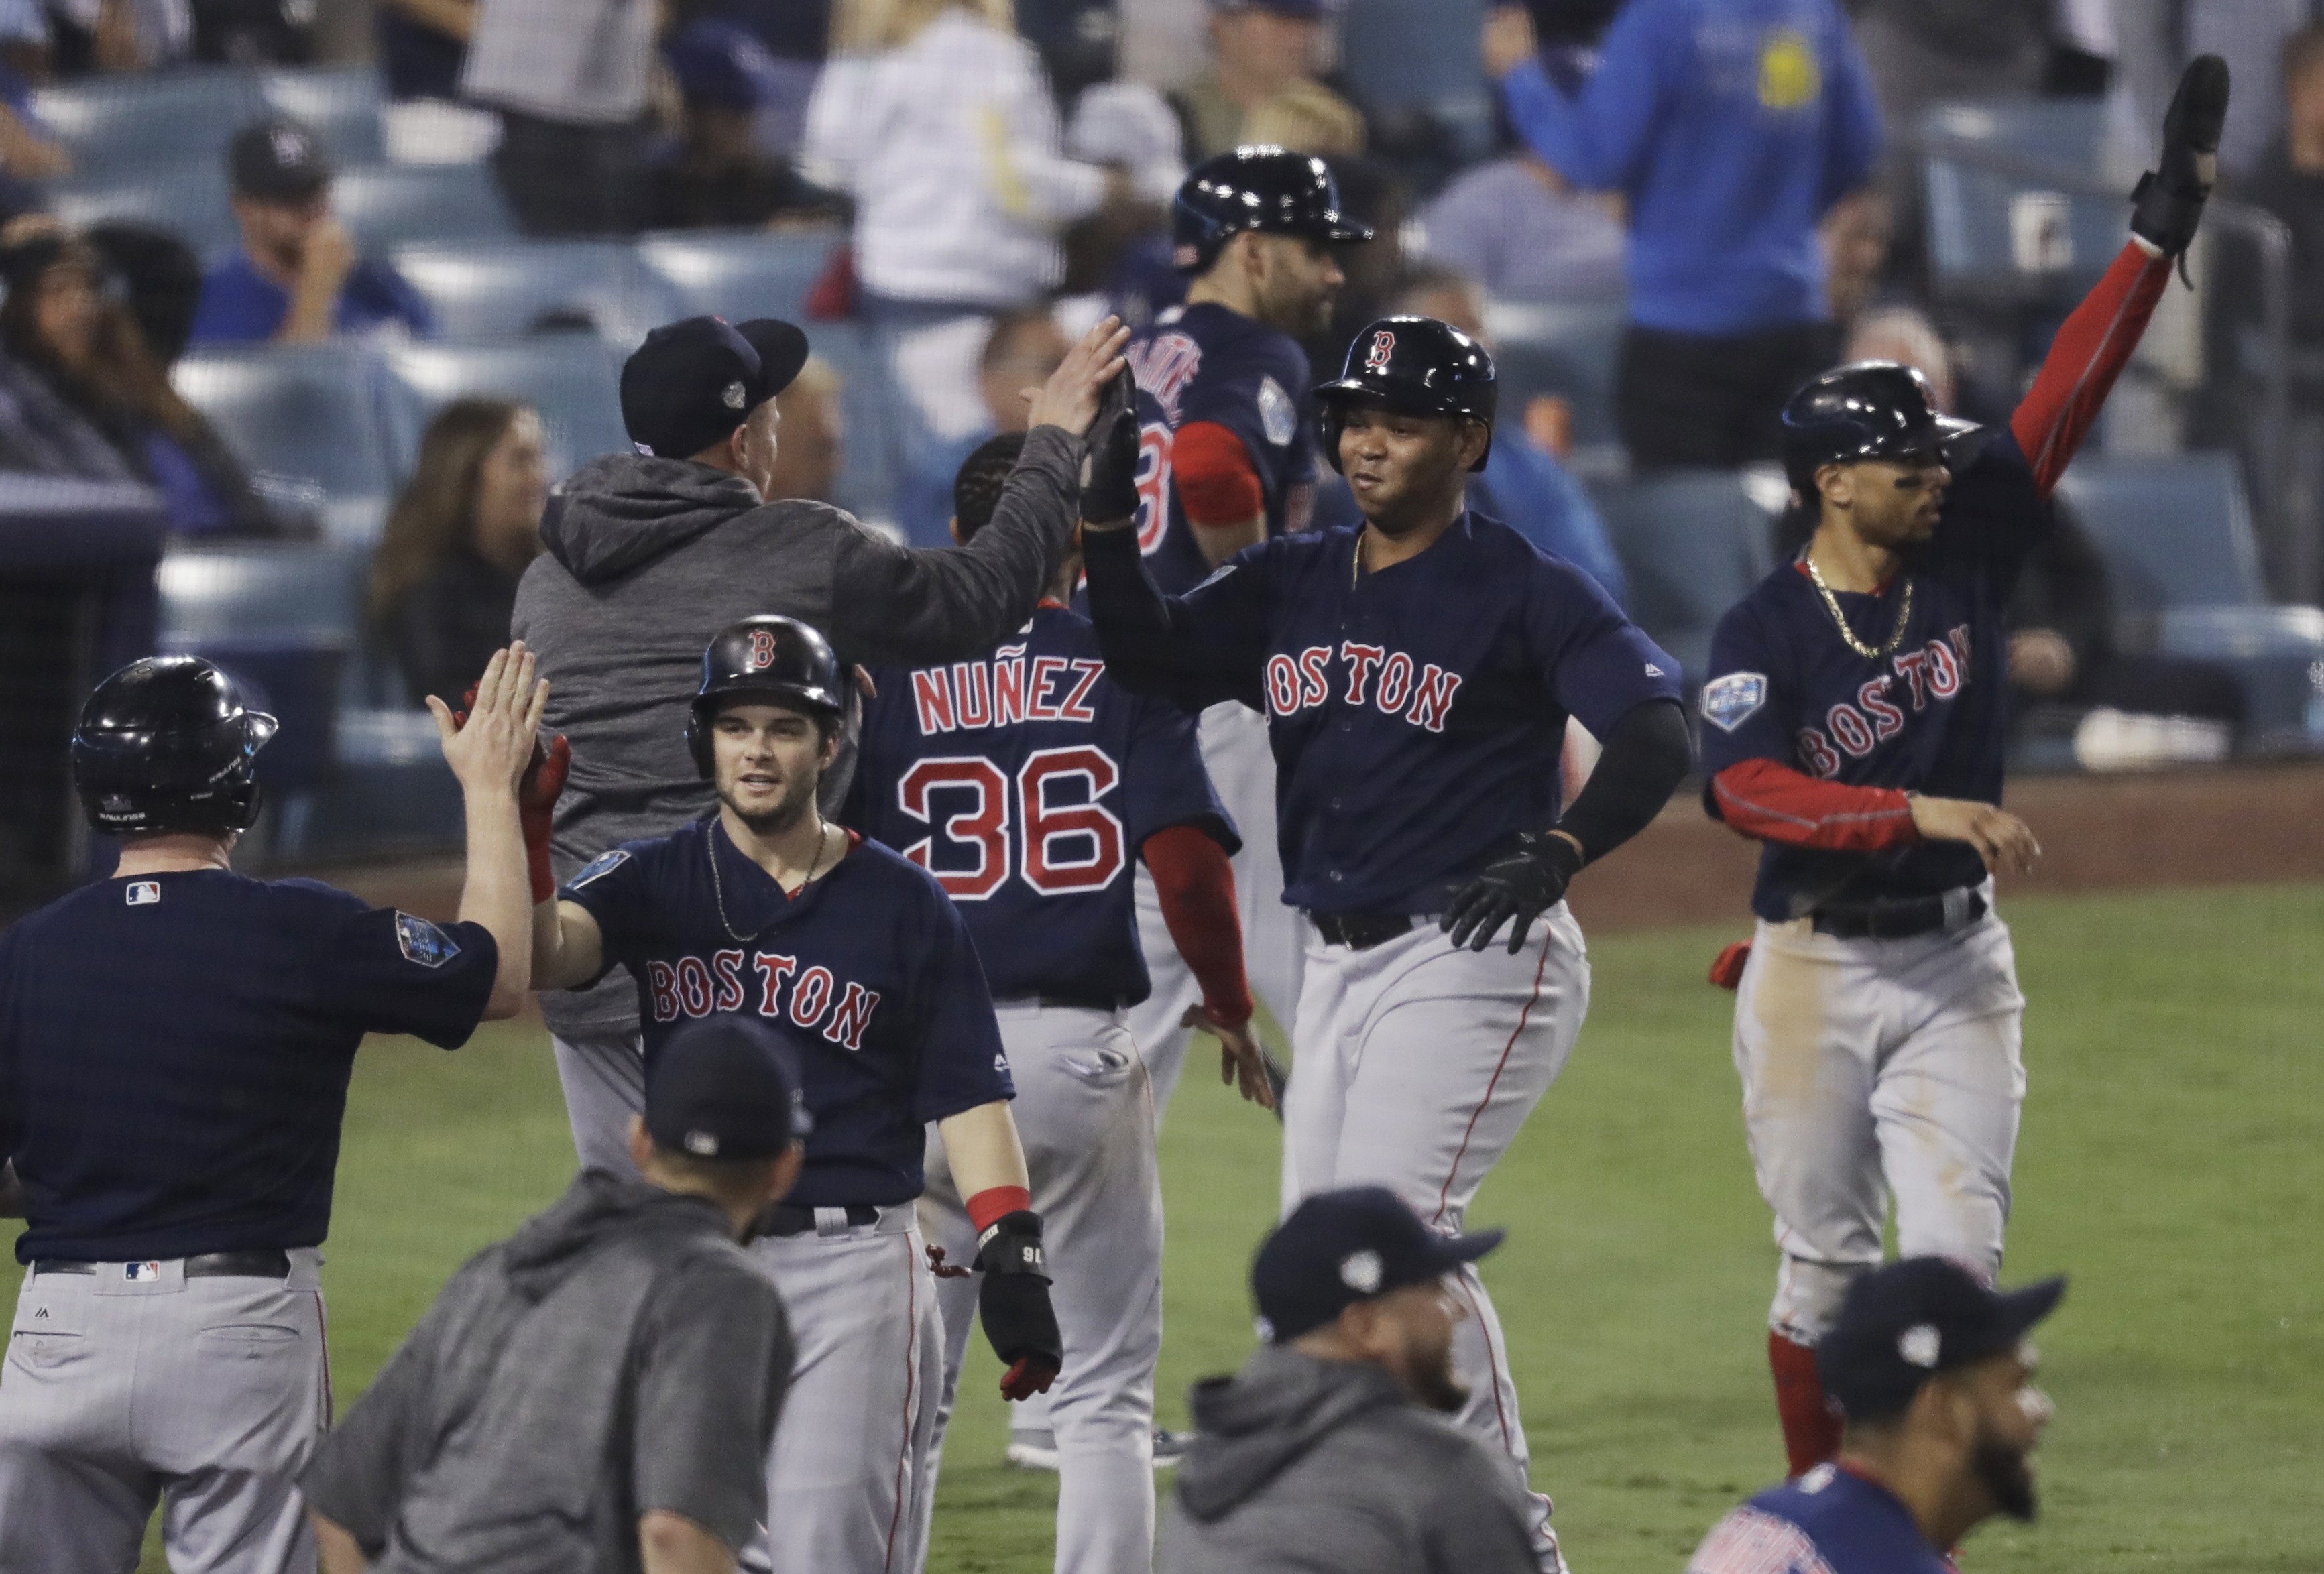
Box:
[1264,641,1464,733]
[1258,375,1297,447]
[1125,332,1203,426]
[1794,626,1972,778]
[907,648,1104,737]
[125,880,161,906]
[568,849,631,888]
[394,912,461,969]
[644,948,882,1050]
[1364,330,1396,371]
[1700,671,1768,733]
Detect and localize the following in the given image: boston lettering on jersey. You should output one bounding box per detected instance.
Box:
[1088,511,1680,914]
[559,820,1013,1207]
[1700,428,2048,922]
[849,604,1234,1006]
[1125,302,1317,595]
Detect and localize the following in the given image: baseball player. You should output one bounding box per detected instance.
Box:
[1119,145,1374,1119]
[527,615,1061,1574]
[1082,318,1695,1570]
[1696,58,2227,1479]
[848,431,1267,1574]
[0,647,540,1574]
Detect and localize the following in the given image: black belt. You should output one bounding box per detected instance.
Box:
[1310,911,1417,951]
[1811,890,1987,941]
[34,1249,292,1279]
[758,1204,880,1238]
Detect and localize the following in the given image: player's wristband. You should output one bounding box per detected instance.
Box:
[966,1185,1032,1239]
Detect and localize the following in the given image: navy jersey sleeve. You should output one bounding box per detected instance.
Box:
[1178,336,1312,486]
[1698,601,1800,774]
[1083,525,1278,711]
[907,888,1014,1124]
[289,884,498,1050]
[1123,692,1240,854]
[558,842,661,989]
[1929,427,2052,581]
[1522,551,1684,735]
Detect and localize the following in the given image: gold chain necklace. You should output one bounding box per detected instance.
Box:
[1803,554,1915,661]
[710,818,833,945]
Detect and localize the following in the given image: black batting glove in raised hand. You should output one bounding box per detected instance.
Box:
[976,1210,1062,1400]
[2130,54,2229,263]
[1080,368,1141,525]
[1441,829,1586,954]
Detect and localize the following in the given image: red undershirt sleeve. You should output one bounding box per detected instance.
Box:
[1173,421,1265,529]
[1710,759,1920,852]
[1141,823,1253,1028]
[2009,239,2175,497]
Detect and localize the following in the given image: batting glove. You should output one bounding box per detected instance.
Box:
[976,1209,1062,1401]
[2130,54,2229,263]
[1441,830,1584,954]
[1080,368,1141,525]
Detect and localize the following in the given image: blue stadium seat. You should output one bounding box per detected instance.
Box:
[382,337,631,484]
[31,68,261,182]
[50,167,241,261]
[2055,452,2267,614]
[636,227,845,325]
[1340,0,1494,165]
[172,344,397,524]
[1920,99,2121,304]
[1586,469,1776,690]
[334,164,517,250]
[1488,300,1627,457]
[258,66,386,167]
[392,241,673,344]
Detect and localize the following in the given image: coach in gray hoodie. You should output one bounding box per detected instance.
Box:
[512,310,1131,1177]
[1162,1187,1545,1574]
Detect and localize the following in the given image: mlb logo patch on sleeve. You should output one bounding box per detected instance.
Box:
[125,881,160,906]
[395,912,462,969]
[569,849,630,888]
[1700,671,1769,733]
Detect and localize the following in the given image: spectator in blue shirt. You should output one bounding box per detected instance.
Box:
[189,117,437,347]
[1485,0,1880,471]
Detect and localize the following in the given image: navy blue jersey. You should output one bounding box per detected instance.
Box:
[1124,302,1318,595]
[560,822,1013,1208]
[1099,511,1682,914]
[1688,1464,1950,1574]
[1700,428,2046,921]
[847,603,1238,1008]
[0,873,496,1264]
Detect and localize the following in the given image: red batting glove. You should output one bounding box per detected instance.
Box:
[520,733,571,904]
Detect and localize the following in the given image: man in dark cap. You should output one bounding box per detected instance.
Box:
[512,310,1135,1192]
[189,115,435,346]
[1688,1257,2062,1574]
[302,1014,811,1574]
[1161,1187,1542,1574]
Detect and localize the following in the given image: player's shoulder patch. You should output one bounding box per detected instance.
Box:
[125,880,160,906]
[1700,671,1769,733]
[1257,375,1297,447]
[394,911,461,969]
[567,848,631,890]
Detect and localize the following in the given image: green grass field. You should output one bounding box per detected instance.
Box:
[7,884,2318,1572]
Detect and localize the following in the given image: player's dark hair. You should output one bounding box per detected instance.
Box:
[951,432,1029,542]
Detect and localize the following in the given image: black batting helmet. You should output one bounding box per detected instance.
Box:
[71,656,278,837]
[685,615,845,778]
[1780,361,1973,495]
[1172,146,1374,275]
[1312,315,1499,473]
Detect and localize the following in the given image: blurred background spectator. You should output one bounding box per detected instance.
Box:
[0,231,278,534]
[1818,188,1894,337]
[894,305,1067,546]
[765,352,846,503]
[1411,145,1625,306]
[1173,0,1360,162]
[652,17,837,230]
[463,0,657,236]
[192,117,435,344]
[1487,0,1881,471]
[367,396,546,705]
[46,0,194,75]
[375,0,471,104]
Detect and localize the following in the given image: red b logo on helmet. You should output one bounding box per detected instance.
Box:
[1365,330,1396,373]
[746,629,777,670]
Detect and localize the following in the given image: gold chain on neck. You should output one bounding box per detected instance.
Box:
[710,818,832,945]
[1803,554,1915,661]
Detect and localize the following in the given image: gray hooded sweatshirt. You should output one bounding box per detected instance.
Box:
[511,426,1082,1040]
[1161,1344,1542,1574]
[301,1170,791,1573]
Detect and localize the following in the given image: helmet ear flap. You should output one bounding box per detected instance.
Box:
[1318,402,1346,475]
[685,705,714,780]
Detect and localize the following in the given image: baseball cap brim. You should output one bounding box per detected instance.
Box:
[736,319,810,401]
[1316,211,1376,244]
[1424,1226,1503,1270]
[1984,1274,2066,1347]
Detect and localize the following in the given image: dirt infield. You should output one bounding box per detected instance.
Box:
[319,764,2324,936]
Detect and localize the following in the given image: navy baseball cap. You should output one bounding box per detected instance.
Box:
[620,316,812,460]
[644,1016,812,1161]
[229,115,333,203]
[664,18,784,111]
[1251,1186,1501,1343]
[1817,1258,2066,1422]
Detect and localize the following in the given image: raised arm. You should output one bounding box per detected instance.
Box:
[1486,0,1671,193]
[427,645,548,1020]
